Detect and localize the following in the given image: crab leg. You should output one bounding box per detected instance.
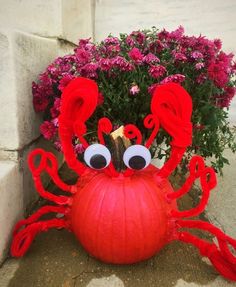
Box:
[176,219,236,281]
[167,156,206,200]
[171,166,216,218]
[28,149,75,205]
[11,205,70,257]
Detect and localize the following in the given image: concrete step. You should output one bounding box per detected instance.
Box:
[0,138,63,265]
[0,161,23,264]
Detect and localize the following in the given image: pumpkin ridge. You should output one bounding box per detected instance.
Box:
[140,176,163,215]
[73,174,106,253]
[139,175,168,252]
[140,175,165,212]
[122,178,127,262]
[95,177,111,260]
[132,178,146,262]
[110,181,120,263]
[138,176,157,256]
[84,175,107,254]
[102,177,119,262]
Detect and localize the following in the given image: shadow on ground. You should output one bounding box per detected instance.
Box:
[7,165,220,287]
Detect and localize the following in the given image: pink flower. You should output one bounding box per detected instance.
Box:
[169,26,185,41]
[33,94,49,112]
[128,47,144,63]
[214,87,236,108]
[33,78,53,97]
[50,98,61,118]
[180,35,216,60]
[40,121,57,140]
[160,74,185,84]
[148,65,167,79]
[208,62,228,88]
[107,45,121,54]
[143,53,160,64]
[191,51,203,60]
[231,62,236,72]
[148,83,159,96]
[130,31,146,45]
[52,117,59,127]
[39,73,52,86]
[157,29,170,41]
[80,63,98,78]
[78,38,91,48]
[77,38,96,54]
[225,86,236,101]
[159,26,184,42]
[74,144,85,154]
[75,48,91,65]
[53,57,63,65]
[217,52,234,67]
[99,58,112,71]
[214,39,222,51]
[126,36,135,47]
[130,85,140,95]
[149,40,165,54]
[54,140,63,152]
[112,56,134,71]
[51,56,75,75]
[58,63,72,73]
[104,37,120,45]
[47,64,60,78]
[196,74,207,84]
[195,62,205,70]
[172,51,187,62]
[58,74,75,91]
[32,82,50,112]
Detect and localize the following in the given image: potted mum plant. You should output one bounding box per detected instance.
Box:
[32,26,236,174]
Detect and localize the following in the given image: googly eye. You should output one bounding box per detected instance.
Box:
[84,144,111,170]
[123,145,151,170]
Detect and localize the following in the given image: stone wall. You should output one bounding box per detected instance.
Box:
[0,0,95,263]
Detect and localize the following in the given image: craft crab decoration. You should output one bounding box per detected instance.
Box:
[11,77,236,281]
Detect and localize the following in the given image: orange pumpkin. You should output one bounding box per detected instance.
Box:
[71,165,175,264]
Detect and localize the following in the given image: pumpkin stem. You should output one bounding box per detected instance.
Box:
[105,126,131,172]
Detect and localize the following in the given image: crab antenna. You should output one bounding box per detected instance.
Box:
[123,124,143,177]
[151,83,192,178]
[59,77,99,176]
[98,117,113,145]
[144,114,160,148]
[97,117,119,177]
[124,124,142,145]
[71,120,89,149]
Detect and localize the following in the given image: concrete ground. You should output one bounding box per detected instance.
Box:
[0,163,235,287]
[0,230,229,287]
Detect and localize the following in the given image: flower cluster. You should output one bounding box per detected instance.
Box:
[32,27,236,173]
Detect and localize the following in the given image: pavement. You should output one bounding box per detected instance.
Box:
[0,164,235,287]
